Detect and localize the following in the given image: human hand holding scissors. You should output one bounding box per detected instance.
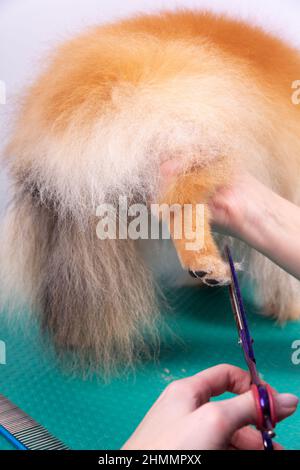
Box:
[226,245,277,450]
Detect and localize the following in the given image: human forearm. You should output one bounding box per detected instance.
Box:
[209,173,300,280]
[242,190,300,280]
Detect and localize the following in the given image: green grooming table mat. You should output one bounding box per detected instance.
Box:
[0,285,299,450]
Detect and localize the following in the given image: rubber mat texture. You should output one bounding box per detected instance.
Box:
[0,285,299,450]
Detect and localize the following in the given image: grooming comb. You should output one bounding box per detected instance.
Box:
[0,393,68,450]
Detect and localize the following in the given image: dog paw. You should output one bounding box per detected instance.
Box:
[188,255,231,287]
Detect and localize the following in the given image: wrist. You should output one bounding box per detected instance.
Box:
[234,184,284,254]
[240,189,300,277]
[237,200,274,253]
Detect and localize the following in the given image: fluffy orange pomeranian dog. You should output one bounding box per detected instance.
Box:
[1,10,300,374]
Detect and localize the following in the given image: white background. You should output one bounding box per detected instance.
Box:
[1,0,300,212]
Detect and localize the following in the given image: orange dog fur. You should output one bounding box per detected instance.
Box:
[1,10,300,374]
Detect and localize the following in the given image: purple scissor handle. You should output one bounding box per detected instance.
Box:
[225,245,277,451]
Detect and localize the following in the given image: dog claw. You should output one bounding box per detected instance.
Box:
[204,278,220,286]
[189,270,208,279]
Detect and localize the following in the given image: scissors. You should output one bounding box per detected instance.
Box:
[225,245,277,450]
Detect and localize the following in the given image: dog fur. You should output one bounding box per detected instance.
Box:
[1,10,300,374]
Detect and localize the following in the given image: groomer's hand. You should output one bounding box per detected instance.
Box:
[122,364,298,450]
[159,161,266,241]
[160,160,300,280]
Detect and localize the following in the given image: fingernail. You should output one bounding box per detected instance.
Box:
[277,393,299,409]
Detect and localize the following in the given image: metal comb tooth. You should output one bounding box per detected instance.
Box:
[0,394,68,450]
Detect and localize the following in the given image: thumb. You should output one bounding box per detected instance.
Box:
[216,390,298,434]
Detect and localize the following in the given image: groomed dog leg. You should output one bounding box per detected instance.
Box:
[160,162,231,286]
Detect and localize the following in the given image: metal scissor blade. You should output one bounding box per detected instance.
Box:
[225,245,255,363]
[225,245,276,449]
